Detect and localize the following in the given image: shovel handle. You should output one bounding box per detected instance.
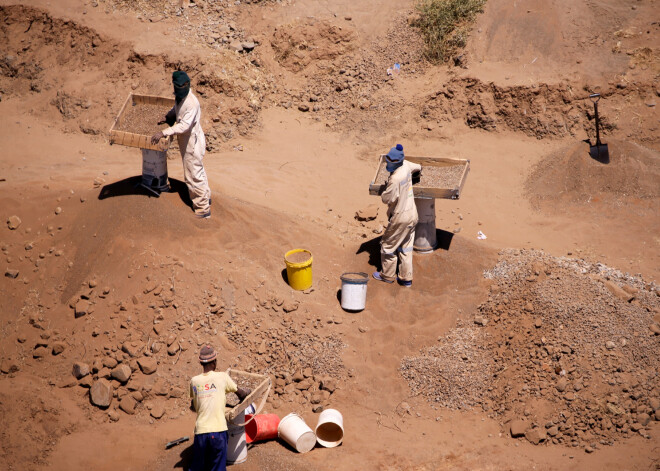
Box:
[589,93,601,103]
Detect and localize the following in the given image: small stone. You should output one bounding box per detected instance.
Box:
[283,302,299,313]
[474,316,488,326]
[54,207,62,215]
[108,410,120,422]
[111,364,132,383]
[605,341,616,350]
[169,387,184,398]
[137,357,158,375]
[649,324,660,335]
[229,40,243,52]
[510,419,527,438]
[72,361,90,379]
[298,104,310,112]
[320,377,337,393]
[556,378,568,392]
[355,204,379,221]
[637,413,651,426]
[525,427,547,445]
[585,446,594,453]
[5,269,19,279]
[90,379,113,408]
[33,346,48,358]
[51,341,66,355]
[74,299,91,318]
[534,319,543,328]
[150,402,165,419]
[119,395,137,415]
[7,215,21,230]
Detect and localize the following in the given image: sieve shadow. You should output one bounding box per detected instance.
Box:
[97,176,193,210]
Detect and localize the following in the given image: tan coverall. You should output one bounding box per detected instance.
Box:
[380,161,421,282]
[162,91,211,216]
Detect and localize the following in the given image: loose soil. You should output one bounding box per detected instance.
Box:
[115,102,171,136]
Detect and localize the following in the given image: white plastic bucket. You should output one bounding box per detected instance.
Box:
[141,149,170,192]
[227,410,247,464]
[278,413,316,453]
[340,272,368,312]
[315,409,344,448]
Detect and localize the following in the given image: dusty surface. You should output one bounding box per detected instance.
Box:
[0,0,659,470]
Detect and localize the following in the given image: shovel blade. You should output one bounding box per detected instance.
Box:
[589,144,609,163]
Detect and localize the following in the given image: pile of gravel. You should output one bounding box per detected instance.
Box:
[401,249,660,451]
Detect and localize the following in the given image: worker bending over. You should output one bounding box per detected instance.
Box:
[151,70,211,218]
[189,345,250,471]
[373,144,421,287]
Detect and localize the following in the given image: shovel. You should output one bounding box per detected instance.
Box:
[589,93,609,162]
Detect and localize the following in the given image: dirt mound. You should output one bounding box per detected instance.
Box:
[526,139,660,205]
[0,5,270,148]
[402,249,660,450]
[271,19,357,73]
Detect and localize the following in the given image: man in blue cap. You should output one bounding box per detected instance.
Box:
[373,144,421,287]
[151,70,211,218]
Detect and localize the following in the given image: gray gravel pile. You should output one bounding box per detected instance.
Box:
[402,249,660,450]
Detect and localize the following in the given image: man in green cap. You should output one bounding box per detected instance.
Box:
[152,70,211,218]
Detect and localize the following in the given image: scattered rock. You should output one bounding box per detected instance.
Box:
[604,281,634,302]
[5,269,19,279]
[283,302,299,313]
[7,215,21,230]
[509,419,527,438]
[33,346,49,358]
[525,427,547,445]
[119,395,137,415]
[137,357,158,375]
[111,364,132,383]
[90,379,113,408]
[108,410,120,422]
[51,341,66,355]
[74,299,91,318]
[355,204,379,221]
[72,361,90,379]
[150,402,165,419]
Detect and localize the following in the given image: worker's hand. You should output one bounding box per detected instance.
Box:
[151,131,165,145]
[236,387,252,401]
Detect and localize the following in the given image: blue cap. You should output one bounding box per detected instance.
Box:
[386,144,404,163]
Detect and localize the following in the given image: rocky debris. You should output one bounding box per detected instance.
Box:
[509,419,527,438]
[72,361,90,379]
[108,410,120,422]
[119,395,137,415]
[5,269,19,279]
[90,379,112,408]
[282,302,299,313]
[401,249,660,447]
[0,358,20,374]
[111,364,132,383]
[7,215,21,230]
[137,357,157,375]
[121,342,142,357]
[33,346,48,358]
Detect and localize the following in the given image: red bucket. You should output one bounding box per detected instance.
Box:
[245,414,281,443]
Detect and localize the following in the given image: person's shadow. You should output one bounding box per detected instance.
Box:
[98,176,193,210]
[174,444,193,469]
[356,229,454,269]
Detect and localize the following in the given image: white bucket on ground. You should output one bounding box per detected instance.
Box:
[315,409,344,448]
[141,149,169,192]
[278,413,316,453]
[340,272,368,312]
[227,410,247,464]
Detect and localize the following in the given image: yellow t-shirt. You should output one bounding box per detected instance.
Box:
[189,371,237,434]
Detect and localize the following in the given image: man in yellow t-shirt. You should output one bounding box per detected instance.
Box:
[189,345,250,471]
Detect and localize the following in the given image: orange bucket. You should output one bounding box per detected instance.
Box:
[245,414,281,443]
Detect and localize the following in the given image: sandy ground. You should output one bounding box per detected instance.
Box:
[1,0,659,470]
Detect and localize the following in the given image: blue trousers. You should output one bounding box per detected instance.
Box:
[189,431,228,471]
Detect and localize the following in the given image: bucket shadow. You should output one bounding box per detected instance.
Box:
[98,176,193,210]
[280,268,289,285]
[173,444,193,469]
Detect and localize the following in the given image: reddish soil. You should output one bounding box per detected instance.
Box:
[0,0,658,470]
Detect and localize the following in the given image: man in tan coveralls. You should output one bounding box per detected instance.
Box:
[151,71,211,218]
[373,144,421,287]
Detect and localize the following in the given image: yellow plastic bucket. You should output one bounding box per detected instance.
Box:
[284,249,313,291]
